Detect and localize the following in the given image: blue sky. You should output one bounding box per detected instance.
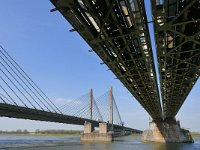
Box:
[0,0,200,132]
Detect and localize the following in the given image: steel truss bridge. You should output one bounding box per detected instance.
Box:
[50,0,200,121]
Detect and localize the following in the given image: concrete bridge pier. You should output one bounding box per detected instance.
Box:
[80,121,113,141]
[142,120,193,143]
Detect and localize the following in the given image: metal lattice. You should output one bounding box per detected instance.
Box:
[50,0,162,120]
[152,0,200,119]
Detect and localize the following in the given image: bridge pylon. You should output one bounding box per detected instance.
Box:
[142,119,193,143]
[81,88,115,141]
[80,87,130,141]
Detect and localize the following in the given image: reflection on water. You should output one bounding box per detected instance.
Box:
[0,135,199,150]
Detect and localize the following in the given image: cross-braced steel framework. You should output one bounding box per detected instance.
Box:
[152,0,200,120]
[51,0,200,121]
[50,0,162,120]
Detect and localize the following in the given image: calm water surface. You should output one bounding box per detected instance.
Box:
[0,135,200,150]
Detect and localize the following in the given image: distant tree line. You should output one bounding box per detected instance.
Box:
[0,129,82,134]
[0,129,29,134]
[34,129,82,134]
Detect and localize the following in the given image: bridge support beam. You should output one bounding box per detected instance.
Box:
[142,120,193,143]
[80,122,113,141]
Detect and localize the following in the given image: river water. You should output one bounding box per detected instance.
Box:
[0,135,200,150]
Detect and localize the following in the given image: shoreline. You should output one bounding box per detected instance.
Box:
[0,133,199,138]
[0,134,81,137]
[0,133,142,137]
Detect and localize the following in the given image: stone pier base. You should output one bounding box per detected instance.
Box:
[80,122,113,141]
[142,120,193,143]
[80,132,113,141]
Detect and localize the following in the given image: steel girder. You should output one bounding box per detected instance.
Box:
[50,0,162,120]
[152,0,200,120]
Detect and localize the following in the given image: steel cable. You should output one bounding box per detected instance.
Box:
[0,46,61,113]
[0,60,46,111]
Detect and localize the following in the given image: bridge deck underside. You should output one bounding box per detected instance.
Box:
[51,0,162,120]
[152,0,200,119]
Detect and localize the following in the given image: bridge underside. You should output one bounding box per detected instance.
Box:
[50,0,200,121]
[152,0,200,120]
[50,0,162,120]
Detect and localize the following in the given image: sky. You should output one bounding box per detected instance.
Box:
[0,0,200,132]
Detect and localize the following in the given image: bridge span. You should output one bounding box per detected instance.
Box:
[0,103,136,132]
[50,0,200,142]
[0,46,141,141]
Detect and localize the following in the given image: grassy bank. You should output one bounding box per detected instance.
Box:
[191,133,200,138]
[0,133,81,136]
[128,134,142,138]
[31,133,80,136]
[0,130,82,136]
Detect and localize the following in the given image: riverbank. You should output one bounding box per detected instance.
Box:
[128,134,142,138]
[0,131,198,138]
[0,133,142,137]
[0,130,82,136]
[191,132,200,138]
[0,133,80,136]
[0,133,81,136]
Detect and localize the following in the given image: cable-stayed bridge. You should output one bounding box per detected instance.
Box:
[0,46,139,137]
[50,0,200,142]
